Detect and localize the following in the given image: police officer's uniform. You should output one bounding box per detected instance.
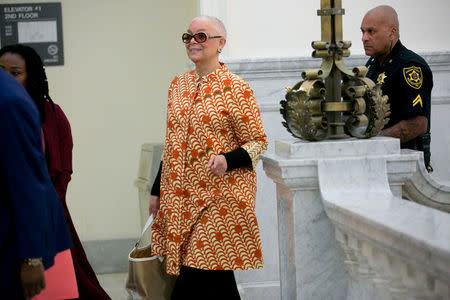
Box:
[366,40,433,169]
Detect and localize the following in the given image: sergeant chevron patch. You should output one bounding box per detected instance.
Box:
[412,94,423,107]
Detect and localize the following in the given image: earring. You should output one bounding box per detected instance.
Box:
[217,49,222,53]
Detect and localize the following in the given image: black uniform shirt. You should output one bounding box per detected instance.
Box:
[366,40,433,149]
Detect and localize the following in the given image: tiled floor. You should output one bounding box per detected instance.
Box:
[98,273,129,300]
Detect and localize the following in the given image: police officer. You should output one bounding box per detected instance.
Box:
[361,5,433,172]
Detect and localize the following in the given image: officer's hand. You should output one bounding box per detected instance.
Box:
[149,195,160,218]
[21,262,45,298]
[207,155,227,176]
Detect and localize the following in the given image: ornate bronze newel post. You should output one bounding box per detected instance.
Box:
[281,0,390,140]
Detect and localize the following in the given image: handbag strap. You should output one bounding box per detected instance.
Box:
[135,215,154,248]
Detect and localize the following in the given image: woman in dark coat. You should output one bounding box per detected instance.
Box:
[0,44,110,300]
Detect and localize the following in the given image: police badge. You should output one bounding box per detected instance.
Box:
[403,66,423,89]
[377,72,387,84]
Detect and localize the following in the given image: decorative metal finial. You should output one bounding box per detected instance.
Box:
[280,0,390,141]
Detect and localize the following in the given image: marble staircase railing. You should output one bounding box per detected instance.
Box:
[402,149,450,213]
[320,158,450,300]
[262,137,450,300]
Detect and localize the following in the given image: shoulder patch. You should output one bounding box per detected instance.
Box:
[403,66,423,89]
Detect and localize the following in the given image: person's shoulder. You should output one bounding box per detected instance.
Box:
[51,102,71,122]
[170,70,194,85]
[220,67,249,87]
[398,43,430,69]
[47,102,65,115]
[0,87,16,108]
[396,44,432,88]
[180,70,196,79]
[227,71,244,82]
[365,57,376,67]
[0,70,23,102]
[0,71,35,112]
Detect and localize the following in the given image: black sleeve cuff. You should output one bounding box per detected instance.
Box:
[150,161,162,196]
[221,147,252,171]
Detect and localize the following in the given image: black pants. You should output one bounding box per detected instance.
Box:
[171,266,241,300]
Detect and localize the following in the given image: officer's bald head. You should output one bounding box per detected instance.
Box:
[365,5,399,38]
[361,5,400,61]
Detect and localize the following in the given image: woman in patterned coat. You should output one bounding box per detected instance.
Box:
[149,16,268,299]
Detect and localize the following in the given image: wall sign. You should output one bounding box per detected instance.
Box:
[0,3,64,66]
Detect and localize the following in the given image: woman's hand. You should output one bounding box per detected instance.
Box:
[207,155,227,176]
[149,195,160,218]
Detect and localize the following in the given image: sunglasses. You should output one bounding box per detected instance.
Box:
[182,32,222,44]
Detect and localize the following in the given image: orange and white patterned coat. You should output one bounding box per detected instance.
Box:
[151,64,268,275]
